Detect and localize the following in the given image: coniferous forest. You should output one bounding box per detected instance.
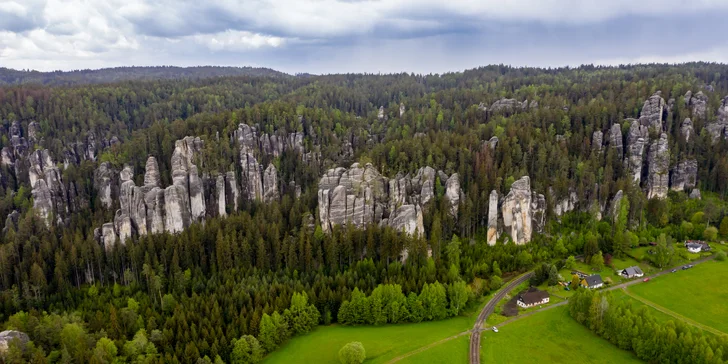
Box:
[0,64,728,363]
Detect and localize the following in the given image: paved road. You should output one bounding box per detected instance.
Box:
[469,255,716,364]
[469,271,533,364]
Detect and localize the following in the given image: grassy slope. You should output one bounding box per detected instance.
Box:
[479,306,642,364]
[627,260,728,333]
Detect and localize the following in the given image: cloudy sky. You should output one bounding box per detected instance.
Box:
[2,0,728,74]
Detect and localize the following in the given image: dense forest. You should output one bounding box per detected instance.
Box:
[0,63,727,362]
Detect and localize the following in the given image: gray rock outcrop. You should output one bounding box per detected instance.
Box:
[610,190,624,221]
[263,163,279,203]
[670,160,698,192]
[690,189,701,199]
[646,133,670,199]
[216,174,227,217]
[554,191,578,217]
[706,96,728,142]
[685,90,708,119]
[29,149,68,225]
[501,176,544,245]
[487,190,498,246]
[399,103,405,117]
[609,124,623,159]
[317,163,457,235]
[681,118,694,142]
[144,156,161,187]
[639,92,666,131]
[445,174,460,218]
[592,130,603,151]
[0,330,29,353]
[93,162,116,209]
[113,211,132,245]
[101,222,117,250]
[378,106,385,121]
[624,120,648,182]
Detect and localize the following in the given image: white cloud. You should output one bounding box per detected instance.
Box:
[188,30,286,51]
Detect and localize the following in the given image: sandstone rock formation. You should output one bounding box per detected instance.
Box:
[646,133,670,199]
[681,118,694,142]
[501,176,544,245]
[670,160,697,192]
[263,163,279,203]
[639,91,666,131]
[400,103,405,117]
[378,106,385,121]
[610,190,624,222]
[592,130,603,151]
[487,190,498,246]
[29,149,68,226]
[706,96,728,142]
[554,191,578,217]
[624,120,647,182]
[690,189,701,199]
[490,98,534,113]
[317,163,458,236]
[609,124,623,159]
[93,162,116,209]
[0,330,29,353]
[685,91,708,119]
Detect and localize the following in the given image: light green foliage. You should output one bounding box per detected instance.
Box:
[591,252,604,271]
[447,280,470,316]
[565,255,576,269]
[61,323,88,363]
[703,226,718,241]
[231,335,263,364]
[123,329,158,363]
[284,291,320,334]
[716,250,727,261]
[92,337,118,363]
[338,342,366,364]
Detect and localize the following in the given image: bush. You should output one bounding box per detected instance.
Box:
[338,342,366,364]
[716,250,727,261]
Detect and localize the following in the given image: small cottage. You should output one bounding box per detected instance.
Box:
[581,275,604,289]
[621,266,644,278]
[517,288,550,308]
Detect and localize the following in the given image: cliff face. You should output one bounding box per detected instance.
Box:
[646,133,670,200]
[317,163,459,236]
[500,176,545,245]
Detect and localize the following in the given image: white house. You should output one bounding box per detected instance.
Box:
[686,243,702,254]
[581,275,604,289]
[517,288,550,308]
[621,266,644,278]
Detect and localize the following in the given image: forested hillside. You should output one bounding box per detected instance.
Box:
[0,63,727,363]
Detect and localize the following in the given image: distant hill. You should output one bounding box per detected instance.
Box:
[0,66,288,85]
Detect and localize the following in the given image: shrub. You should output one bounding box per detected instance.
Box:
[338,342,366,364]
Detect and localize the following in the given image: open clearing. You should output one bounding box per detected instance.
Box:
[479,306,642,364]
[262,293,494,364]
[627,260,728,333]
[396,334,469,364]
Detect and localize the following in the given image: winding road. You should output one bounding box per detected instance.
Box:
[468,271,533,364]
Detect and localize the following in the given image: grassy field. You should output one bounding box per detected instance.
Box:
[263,293,492,364]
[263,315,472,364]
[627,260,728,333]
[479,306,642,363]
[397,334,469,364]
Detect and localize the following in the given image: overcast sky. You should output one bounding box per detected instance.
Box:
[2,0,728,74]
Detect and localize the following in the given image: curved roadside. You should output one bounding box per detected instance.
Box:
[469,271,533,364]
